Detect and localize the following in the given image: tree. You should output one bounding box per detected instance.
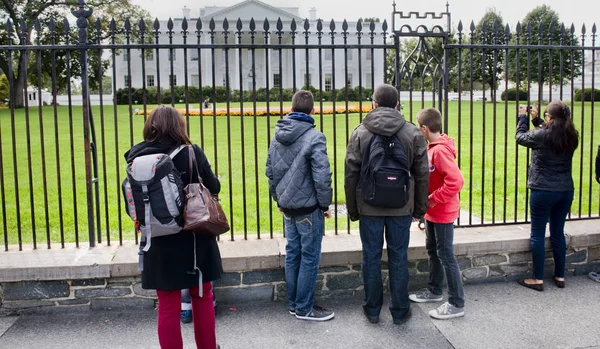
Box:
[507,5,582,86]
[0,74,9,103]
[0,0,149,108]
[462,8,506,92]
[358,17,380,23]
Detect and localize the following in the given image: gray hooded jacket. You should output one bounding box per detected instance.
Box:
[266,115,332,214]
[344,107,429,220]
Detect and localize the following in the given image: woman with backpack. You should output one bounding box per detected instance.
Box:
[124,105,222,349]
[515,101,578,291]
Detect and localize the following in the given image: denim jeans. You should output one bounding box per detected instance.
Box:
[530,190,574,280]
[425,220,465,308]
[284,209,324,315]
[359,215,412,320]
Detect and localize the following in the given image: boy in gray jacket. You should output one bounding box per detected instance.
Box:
[266,90,334,321]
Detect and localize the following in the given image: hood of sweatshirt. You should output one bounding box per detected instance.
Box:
[362,107,407,136]
[427,134,457,158]
[274,112,316,145]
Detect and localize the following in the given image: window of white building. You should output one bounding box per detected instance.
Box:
[124,75,130,87]
[325,74,332,91]
[325,50,332,61]
[169,50,176,61]
[123,50,129,62]
[346,74,352,87]
[191,74,199,86]
[366,50,372,61]
[169,74,177,87]
[147,75,155,87]
[272,50,280,63]
[365,73,372,89]
[304,73,312,87]
[147,51,154,61]
[273,73,281,88]
[191,50,199,61]
[347,49,353,61]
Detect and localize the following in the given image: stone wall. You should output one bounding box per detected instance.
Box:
[2,245,599,315]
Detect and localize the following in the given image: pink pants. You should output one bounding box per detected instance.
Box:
[156,282,216,349]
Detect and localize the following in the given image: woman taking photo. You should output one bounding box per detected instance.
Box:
[515,101,578,291]
[124,106,222,348]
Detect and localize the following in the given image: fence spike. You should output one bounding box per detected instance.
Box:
[167,18,173,31]
[63,18,70,35]
[277,17,283,31]
[236,18,243,32]
[303,18,310,31]
[153,18,160,31]
[249,18,256,32]
[317,19,323,32]
[139,18,146,33]
[95,18,102,33]
[369,20,375,32]
[223,18,229,31]
[515,21,521,35]
[342,19,348,32]
[34,18,41,32]
[263,18,269,32]
[457,20,463,33]
[209,18,215,31]
[125,17,131,32]
[382,19,388,32]
[19,18,26,38]
[356,18,363,33]
[196,18,202,32]
[182,17,188,32]
[504,23,510,37]
[581,23,586,35]
[290,18,297,33]
[469,20,475,32]
[592,23,597,34]
[329,19,335,32]
[570,23,575,34]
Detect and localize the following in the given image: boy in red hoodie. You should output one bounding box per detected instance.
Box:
[409,108,465,319]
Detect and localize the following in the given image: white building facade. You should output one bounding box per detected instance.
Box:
[114,0,386,92]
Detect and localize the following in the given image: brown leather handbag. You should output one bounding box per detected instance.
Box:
[183,145,230,237]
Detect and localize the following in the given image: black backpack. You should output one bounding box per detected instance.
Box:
[360,129,411,208]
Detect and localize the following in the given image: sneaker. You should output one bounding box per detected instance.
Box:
[409,289,443,303]
[589,272,600,283]
[288,308,296,316]
[180,310,192,324]
[392,308,412,325]
[428,302,464,320]
[363,309,379,324]
[295,305,335,321]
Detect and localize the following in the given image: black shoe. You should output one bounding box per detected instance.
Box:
[518,279,544,292]
[393,308,412,325]
[295,305,335,321]
[553,277,565,288]
[363,309,379,324]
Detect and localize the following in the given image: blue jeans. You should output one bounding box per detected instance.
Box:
[359,215,412,320]
[530,190,574,280]
[425,220,465,308]
[284,209,324,315]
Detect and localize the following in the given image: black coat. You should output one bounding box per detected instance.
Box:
[596,144,600,183]
[125,141,223,291]
[515,115,575,192]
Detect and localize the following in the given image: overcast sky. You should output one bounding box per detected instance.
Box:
[130,0,599,32]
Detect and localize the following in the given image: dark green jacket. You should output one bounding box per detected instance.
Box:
[344,107,429,220]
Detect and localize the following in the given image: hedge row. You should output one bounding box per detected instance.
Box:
[500,88,529,101]
[115,86,374,105]
[574,88,600,101]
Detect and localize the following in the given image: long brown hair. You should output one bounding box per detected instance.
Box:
[143,105,191,146]
[542,101,578,154]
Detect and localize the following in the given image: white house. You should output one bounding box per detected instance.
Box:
[114,0,386,92]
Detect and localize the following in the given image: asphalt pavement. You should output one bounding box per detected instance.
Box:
[1,275,599,349]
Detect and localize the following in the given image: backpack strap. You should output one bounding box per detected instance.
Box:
[169,144,186,158]
[141,184,152,253]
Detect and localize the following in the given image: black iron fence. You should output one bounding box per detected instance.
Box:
[0,1,598,250]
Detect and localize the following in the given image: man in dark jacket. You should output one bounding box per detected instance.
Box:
[266,90,334,321]
[345,84,429,325]
[596,144,600,184]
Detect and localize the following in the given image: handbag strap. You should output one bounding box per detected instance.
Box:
[187,145,204,185]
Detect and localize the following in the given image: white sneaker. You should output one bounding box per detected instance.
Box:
[409,289,443,303]
[429,302,464,320]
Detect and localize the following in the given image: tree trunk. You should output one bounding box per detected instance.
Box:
[9,53,27,108]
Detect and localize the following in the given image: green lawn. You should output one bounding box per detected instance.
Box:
[0,100,598,247]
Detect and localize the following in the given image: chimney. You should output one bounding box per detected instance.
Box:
[309,7,317,21]
[182,6,191,19]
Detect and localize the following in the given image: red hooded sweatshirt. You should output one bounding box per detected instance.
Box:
[424,134,464,224]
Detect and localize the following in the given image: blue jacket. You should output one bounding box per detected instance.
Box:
[266,113,332,214]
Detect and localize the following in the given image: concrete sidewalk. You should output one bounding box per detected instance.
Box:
[1,275,599,349]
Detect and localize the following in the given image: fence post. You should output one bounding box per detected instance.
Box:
[72,0,96,247]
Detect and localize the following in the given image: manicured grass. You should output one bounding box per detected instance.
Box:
[0,100,598,247]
